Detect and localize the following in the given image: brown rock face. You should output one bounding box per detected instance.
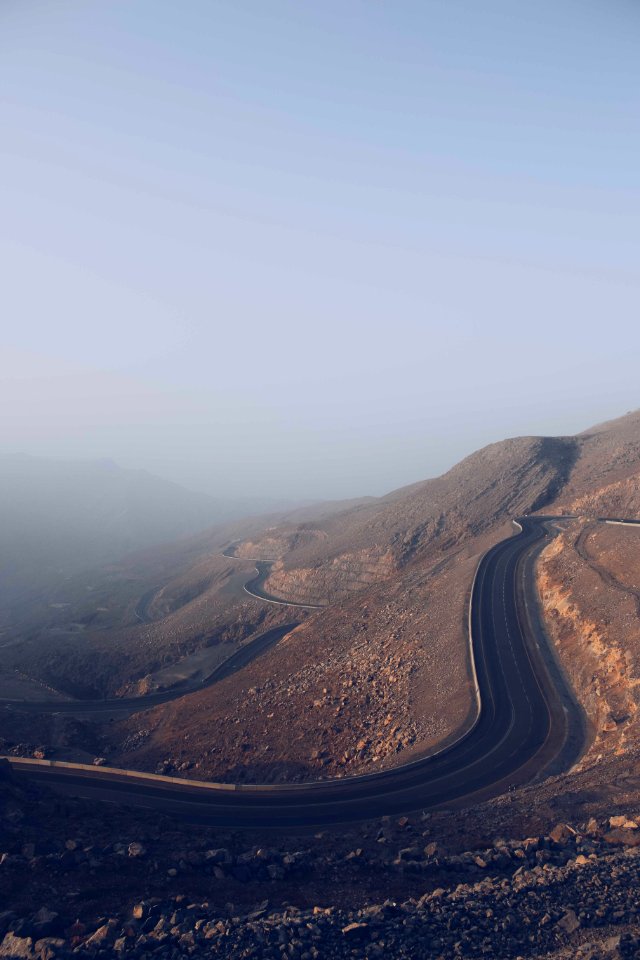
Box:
[538,516,640,766]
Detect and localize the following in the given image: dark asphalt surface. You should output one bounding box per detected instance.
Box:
[243,561,324,609]
[5,517,588,827]
[134,587,158,624]
[222,545,324,609]
[0,623,299,718]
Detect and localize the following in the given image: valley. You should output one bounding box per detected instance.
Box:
[3,411,640,959]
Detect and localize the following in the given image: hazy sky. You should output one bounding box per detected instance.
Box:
[2,1,639,500]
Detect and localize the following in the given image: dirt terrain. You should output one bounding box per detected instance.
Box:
[0,521,299,700]
[5,757,640,960]
[0,500,373,701]
[110,545,483,781]
[538,519,640,766]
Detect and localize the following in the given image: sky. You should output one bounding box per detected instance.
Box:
[1,0,639,501]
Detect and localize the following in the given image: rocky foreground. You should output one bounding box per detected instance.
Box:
[3,821,640,959]
[3,761,640,959]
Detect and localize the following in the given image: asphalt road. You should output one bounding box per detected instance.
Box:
[0,623,299,718]
[134,587,158,624]
[5,517,587,827]
[223,545,324,610]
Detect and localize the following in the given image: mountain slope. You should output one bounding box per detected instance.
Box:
[0,454,295,612]
[108,427,590,781]
[110,411,640,782]
[251,434,578,605]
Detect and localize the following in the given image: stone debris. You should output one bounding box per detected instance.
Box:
[4,806,640,958]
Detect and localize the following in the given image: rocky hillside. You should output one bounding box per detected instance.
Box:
[110,545,480,782]
[233,411,640,614]
[108,430,589,782]
[0,496,374,700]
[4,759,640,960]
[98,412,638,782]
[6,410,640,958]
[552,410,640,517]
[538,519,640,765]
[10,410,640,779]
[256,435,578,606]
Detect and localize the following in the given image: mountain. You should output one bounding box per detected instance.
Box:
[0,454,298,612]
[4,410,640,960]
[5,409,640,779]
[105,410,640,783]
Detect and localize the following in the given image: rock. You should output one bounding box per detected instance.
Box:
[345,848,363,860]
[609,815,628,828]
[549,823,576,844]
[83,921,117,948]
[604,829,640,847]
[556,909,581,934]
[127,842,146,858]
[33,939,66,960]
[397,847,420,862]
[341,922,369,939]
[205,848,232,864]
[0,933,34,958]
[0,920,16,942]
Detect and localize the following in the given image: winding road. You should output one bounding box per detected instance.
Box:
[3,516,588,826]
[0,623,299,718]
[222,545,324,609]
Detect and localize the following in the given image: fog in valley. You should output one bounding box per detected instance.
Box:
[2,0,640,611]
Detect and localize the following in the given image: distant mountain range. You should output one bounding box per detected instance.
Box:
[0,454,300,608]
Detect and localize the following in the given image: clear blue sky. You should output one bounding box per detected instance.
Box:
[2,0,639,499]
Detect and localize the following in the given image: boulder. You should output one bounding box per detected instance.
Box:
[83,921,117,949]
[549,823,576,844]
[604,829,640,848]
[556,909,581,935]
[0,934,34,958]
[341,922,369,939]
[33,939,66,960]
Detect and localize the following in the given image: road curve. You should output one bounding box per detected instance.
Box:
[4,517,587,827]
[2,546,313,717]
[0,623,299,718]
[222,545,324,610]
